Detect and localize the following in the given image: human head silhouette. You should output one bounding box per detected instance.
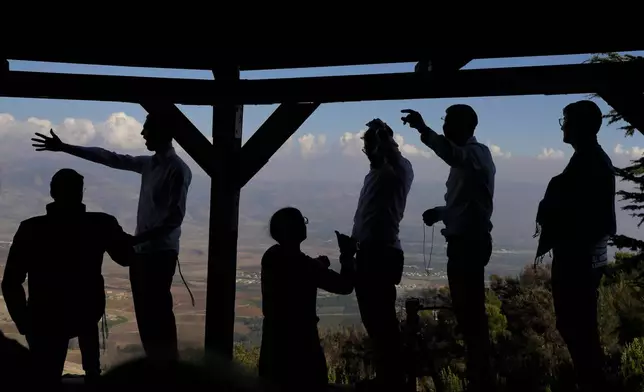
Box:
[50,168,84,205]
[442,104,478,146]
[269,207,308,246]
[141,112,173,152]
[560,100,603,146]
[362,119,397,165]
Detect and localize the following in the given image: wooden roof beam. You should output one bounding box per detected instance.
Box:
[4,43,644,70]
[2,62,644,105]
[239,102,320,188]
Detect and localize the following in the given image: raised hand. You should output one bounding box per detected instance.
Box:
[31,129,64,152]
[401,109,427,131]
[335,230,357,256]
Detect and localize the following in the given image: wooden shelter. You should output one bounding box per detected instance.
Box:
[2,44,644,360]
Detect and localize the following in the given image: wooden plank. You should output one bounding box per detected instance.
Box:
[4,42,643,70]
[239,102,320,187]
[140,102,215,176]
[204,65,243,359]
[2,62,644,105]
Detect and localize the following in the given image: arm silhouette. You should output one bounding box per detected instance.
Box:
[32,129,147,173]
[418,125,484,169]
[1,224,31,335]
[317,256,354,295]
[104,215,136,267]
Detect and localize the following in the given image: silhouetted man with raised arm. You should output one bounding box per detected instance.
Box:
[31,113,192,361]
[402,105,496,391]
[535,100,615,392]
[1,169,134,384]
[351,119,414,390]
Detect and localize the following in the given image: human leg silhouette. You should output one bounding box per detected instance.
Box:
[130,250,179,361]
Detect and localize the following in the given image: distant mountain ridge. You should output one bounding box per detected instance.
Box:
[0,155,640,270]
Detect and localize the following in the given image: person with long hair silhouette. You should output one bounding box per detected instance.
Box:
[1,169,134,384]
[259,207,354,391]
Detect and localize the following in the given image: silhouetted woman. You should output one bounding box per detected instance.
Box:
[259,207,354,391]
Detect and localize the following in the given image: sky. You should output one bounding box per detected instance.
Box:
[1,51,644,185]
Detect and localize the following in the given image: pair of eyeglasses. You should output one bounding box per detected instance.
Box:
[559,117,566,127]
[303,216,309,225]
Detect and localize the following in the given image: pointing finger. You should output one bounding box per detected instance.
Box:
[34,132,48,139]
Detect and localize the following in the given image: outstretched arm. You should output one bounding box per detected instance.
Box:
[32,129,147,173]
[62,145,148,173]
[1,224,30,335]
[133,167,191,244]
[418,126,479,169]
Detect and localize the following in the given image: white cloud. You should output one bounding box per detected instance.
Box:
[297,133,327,158]
[614,143,644,159]
[98,112,144,150]
[338,130,433,159]
[488,143,511,159]
[537,148,565,160]
[339,130,365,157]
[0,112,144,151]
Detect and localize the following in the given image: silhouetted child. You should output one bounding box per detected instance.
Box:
[259,207,354,391]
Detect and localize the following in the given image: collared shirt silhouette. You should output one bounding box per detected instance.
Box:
[349,119,413,390]
[1,168,134,384]
[424,134,495,237]
[259,207,353,391]
[31,113,192,361]
[402,105,496,392]
[351,146,414,250]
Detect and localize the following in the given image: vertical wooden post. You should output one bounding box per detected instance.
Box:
[205,64,243,359]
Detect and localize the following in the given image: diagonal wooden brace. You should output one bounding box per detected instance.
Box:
[239,102,320,187]
[141,101,215,176]
[598,90,644,136]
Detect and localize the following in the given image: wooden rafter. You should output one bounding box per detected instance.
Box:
[2,62,644,105]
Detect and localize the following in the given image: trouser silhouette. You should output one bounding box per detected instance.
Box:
[354,245,405,386]
[27,323,101,383]
[551,249,606,392]
[130,250,179,361]
[446,233,494,392]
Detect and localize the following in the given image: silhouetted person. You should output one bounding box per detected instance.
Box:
[259,207,354,391]
[402,105,496,391]
[31,113,192,361]
[1,169,134,385]
[535,100,616,392]
[350,119,413,390]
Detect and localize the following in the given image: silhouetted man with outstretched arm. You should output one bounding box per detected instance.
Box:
[351,119,414,390]
[31,113,192,362]
[1,169,134,384]
[535,100,615,392]
[402,105,496,391]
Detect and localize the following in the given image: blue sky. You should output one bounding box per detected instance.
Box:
[2,51,643,160]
